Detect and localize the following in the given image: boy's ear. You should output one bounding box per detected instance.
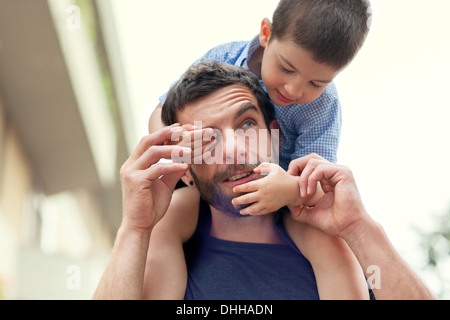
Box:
[259,18,272,48]
[180,167,195,188]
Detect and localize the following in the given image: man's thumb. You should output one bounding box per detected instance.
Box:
[289,205,315,224]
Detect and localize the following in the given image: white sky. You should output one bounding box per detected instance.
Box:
[111,0,450,295]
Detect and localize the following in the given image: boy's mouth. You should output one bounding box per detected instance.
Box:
[276,90,294,104]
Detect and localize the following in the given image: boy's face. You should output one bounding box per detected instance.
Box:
[260,37,341,106]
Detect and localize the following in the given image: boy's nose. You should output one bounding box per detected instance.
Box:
[285,81,303,101]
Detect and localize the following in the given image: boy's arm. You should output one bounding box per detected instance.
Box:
[142,187,200,299]
[149,104,164,134]
[283,214,369,300]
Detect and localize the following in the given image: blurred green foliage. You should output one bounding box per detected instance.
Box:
[420,208,450,267]
[419,206,450,297]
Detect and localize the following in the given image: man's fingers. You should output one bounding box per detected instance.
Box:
[133,145,191,170]
[298,159,322,197]
[291,205,315,224]
[287,153,326,175]
[144,162,189,181]
[154,163,190,191]
[130,127,179,162]
[302,162,350,197]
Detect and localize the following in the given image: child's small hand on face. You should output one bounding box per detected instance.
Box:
[164,123,216,164]
[231,163,299,216]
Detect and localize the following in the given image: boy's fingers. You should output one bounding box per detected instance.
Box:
[233,180,260,194]
[254,162,273,176]
[165,127,217,164]
[240,203,267,216]
[232,192,259,206]
[174,128,216,157]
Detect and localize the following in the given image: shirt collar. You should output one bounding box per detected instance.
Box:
[240,35,262,71]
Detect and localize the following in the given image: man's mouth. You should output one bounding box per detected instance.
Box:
[224,170,257,187]
[226,171,253,182]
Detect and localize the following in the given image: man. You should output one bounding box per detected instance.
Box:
[95,61,325,299]
[94,62,435,300]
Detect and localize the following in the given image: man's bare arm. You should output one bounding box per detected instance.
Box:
[288,154,436,300]
[93,128,190,299]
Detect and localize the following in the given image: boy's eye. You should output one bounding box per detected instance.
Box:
[309,81,321,89]
[279,64,295,74]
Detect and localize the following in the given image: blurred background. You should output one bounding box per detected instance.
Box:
[0,0,449,299]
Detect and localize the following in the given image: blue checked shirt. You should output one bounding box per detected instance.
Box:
[160,36,341,169]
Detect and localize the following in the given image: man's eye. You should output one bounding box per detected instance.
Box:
[242,121,255,129]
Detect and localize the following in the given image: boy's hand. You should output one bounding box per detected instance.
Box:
[164,123,216,165]
[231,163,299,215]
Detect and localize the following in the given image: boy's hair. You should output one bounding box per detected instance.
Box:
[161,61,275,129]
[271,0,371,70]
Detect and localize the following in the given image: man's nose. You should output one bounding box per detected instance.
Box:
[223,130,247,164]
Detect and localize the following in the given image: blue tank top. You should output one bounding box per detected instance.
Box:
[183,200,320,300]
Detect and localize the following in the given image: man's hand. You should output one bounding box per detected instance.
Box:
[120,126,191,233]
[287,154,370,240]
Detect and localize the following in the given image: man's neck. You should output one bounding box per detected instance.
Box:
[209,206,285,245]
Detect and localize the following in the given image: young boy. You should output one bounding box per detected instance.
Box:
[144,0,372,299]
[150,0,371,167]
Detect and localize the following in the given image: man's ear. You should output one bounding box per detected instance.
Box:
[180,167,195,187]
[259,18,272,48]
[270,120,280,137]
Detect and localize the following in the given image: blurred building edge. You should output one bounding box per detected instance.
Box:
[0,0,137,299]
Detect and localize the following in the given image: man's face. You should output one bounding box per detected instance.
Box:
[177,84,276,217]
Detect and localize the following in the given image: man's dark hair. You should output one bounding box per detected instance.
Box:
[271,0,371,70]
[161,61,275,128]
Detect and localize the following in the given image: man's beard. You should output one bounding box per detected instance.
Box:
[190,164,259,218]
